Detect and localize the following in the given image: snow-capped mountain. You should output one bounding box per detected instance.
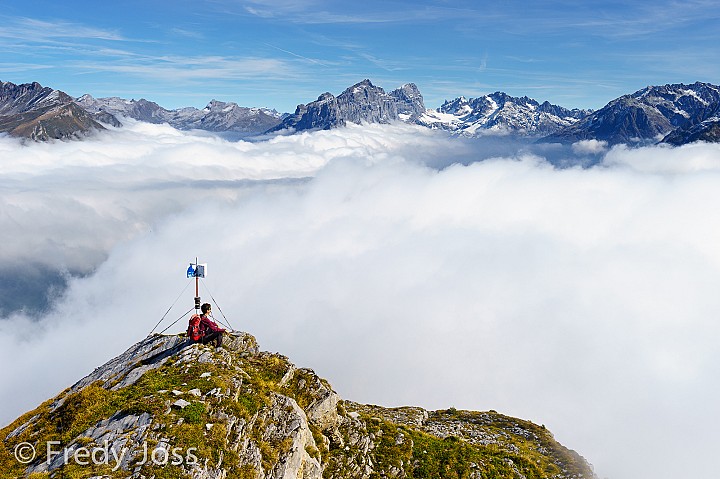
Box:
[6,78,720,146]
[416,92,590,137]
[0,80,108,140]
[543,82,720,145]
[269,80,425,133]
[76,94,284,137]
[662,114,720,145]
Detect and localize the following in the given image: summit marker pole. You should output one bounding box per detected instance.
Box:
[194,257,201,312]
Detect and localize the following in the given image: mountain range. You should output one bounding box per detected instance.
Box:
[542,81,720,145]
[76,94,285,138]
[0,331,597,478]
[2,78,720,147]
[416,92,590,137]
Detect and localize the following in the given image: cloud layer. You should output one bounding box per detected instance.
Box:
[2,123,720,479]
[0,120,461,315]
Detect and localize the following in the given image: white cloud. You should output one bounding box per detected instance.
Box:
[572,138,608,155]
[70,55,299,82]
[1,125,720,479]
[0,121,460,311]
[0,17,125,42]
[604,141,720,173]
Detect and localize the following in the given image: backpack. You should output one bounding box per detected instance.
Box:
[187,314,203,342]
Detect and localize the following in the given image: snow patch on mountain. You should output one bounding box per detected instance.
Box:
[545,82,720,145]
[416,92,589,137]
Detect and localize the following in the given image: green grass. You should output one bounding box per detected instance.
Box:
[1,339,590,479]
[320,409,561,479]
[178,402,206,424]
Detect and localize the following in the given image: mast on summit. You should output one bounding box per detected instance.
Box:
[150,257,233,337]
[186,257,207,312]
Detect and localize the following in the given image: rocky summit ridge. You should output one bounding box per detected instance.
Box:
[269,79,426,133]
[1,332,596,479]
[0,81,110,141]
[542,81,720,145]
[416,92,590,137]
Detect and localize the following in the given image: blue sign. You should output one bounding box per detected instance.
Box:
[186,263,207,278]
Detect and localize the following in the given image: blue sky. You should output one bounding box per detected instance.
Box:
[1,0,719,112]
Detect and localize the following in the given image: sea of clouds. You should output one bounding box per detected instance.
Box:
[1,120,720,479]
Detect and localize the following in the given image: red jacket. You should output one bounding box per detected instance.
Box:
[199,314,224,333]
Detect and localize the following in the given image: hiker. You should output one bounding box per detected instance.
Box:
[198,303,225,348]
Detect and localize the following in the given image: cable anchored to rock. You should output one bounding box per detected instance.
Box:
[149,258,233,336]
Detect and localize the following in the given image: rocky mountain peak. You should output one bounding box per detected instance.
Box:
[315,92,335,103]
[543,81,720,145]
[389,83,425,117]
[1,81,68,115]
[353,78,375,88]
[336,80,397,124]
[1,331,596,478]
[269,80,426,133]
[0,79,107,140]
[340,79,386,98]
[204,99,225,110]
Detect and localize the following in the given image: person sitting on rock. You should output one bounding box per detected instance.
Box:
[199,303,225,348]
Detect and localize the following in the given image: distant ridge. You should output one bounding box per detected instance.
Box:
[0,80,109,140]
[3,78,720,146]
[416,92,590,137]
[542,82,720,145]
[76,95,285,138]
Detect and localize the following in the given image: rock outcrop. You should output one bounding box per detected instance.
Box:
[1,331,596,478]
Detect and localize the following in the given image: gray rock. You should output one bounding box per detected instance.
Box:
[8,330,596,479]
[6,415,38,439]
[173,399,191,409]
[389,83,426,117]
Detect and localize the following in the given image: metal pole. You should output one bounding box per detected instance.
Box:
[194,257,201,311]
